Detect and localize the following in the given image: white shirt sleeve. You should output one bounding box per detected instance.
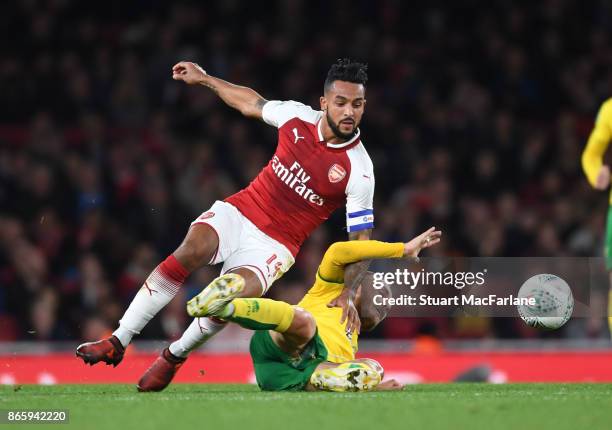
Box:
[345,144,375,233]
[261,100,320,128]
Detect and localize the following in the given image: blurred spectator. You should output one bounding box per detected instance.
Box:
[1,0,611,342]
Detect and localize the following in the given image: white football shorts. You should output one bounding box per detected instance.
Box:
[190,200,295,295]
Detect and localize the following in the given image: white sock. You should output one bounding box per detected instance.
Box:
[169,317,227,358]
[113,266,183,347]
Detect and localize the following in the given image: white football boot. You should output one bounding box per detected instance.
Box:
[310,362,382,392]
[186,273,245,318]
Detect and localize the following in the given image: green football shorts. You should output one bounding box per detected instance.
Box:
[249,330,328,391]
[607,206,612,270]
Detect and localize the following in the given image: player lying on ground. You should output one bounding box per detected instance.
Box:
[186,228,441,392]
[77,59,378,392]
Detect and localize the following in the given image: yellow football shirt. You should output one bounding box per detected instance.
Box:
[297,240,404,363]
[582,98,612,203]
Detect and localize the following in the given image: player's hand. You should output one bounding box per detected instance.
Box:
[595,165,610,190]
[403,227,442,258]
[172,61,208,85]
[327,288,361,334]
[375,379,403,391]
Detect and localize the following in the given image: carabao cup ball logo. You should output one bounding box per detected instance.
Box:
[517,274,573,330]
[328,164,346,183]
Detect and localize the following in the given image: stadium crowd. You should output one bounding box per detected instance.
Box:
[1,0,612,343]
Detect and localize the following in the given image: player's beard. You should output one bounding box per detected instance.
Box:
[327,111,358,140]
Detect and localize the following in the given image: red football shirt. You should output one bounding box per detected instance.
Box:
[225,100,375,256]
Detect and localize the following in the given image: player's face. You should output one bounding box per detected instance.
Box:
[320,81,366,139]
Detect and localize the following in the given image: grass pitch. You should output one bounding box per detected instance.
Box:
[2,384,612,430]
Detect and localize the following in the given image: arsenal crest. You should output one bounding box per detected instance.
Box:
[198,211,215,220]
[328,164,346,183]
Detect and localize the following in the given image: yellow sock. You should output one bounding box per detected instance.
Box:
[228,298,295,332]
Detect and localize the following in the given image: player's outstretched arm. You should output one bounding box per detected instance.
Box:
[322,228,442,274]
[172,61,267,120]
[343,229,373,287]
[325,228,441,333]
[329,229,372,335]
[403,227,442,259]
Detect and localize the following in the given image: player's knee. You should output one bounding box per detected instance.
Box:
[228,268,264,298]
[174,226,217,270]
[175,240,210,270]
[290,308,316,341]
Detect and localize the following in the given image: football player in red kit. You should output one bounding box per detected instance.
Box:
[76,59,377,392]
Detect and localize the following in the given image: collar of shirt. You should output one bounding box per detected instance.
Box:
[317,118,361,149]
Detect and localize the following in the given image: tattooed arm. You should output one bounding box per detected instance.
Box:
[172,61,267,120]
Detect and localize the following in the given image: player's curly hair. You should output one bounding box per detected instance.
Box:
[324,58,368,92]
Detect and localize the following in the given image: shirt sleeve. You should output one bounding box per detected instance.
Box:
[261,100,319,128]
[318,241,405,283]
[582,99,612,187]
[345,160,375,233]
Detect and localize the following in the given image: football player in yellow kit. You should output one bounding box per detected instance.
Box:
[186,227,441,392]
[582,99,612,336]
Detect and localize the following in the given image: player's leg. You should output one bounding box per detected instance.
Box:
[166,266,264,355]
[246,307,323,392]
[187,278,316,350]
[76,223,217,366]
[168,229,294,358]
[307,358,384,392]
[137,268,267,392]
[228,298,316,352]
[76,201,238,367]
[115,223,219,343]
[194,281,324,392]
[199,284,385,392]
[137,277,310,393]
[215,276,387,394]
[138,219,294,391]
[184,271,386,393]
[185,270,314,346]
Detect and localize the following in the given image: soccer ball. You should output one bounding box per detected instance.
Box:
[517,274,573,330]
